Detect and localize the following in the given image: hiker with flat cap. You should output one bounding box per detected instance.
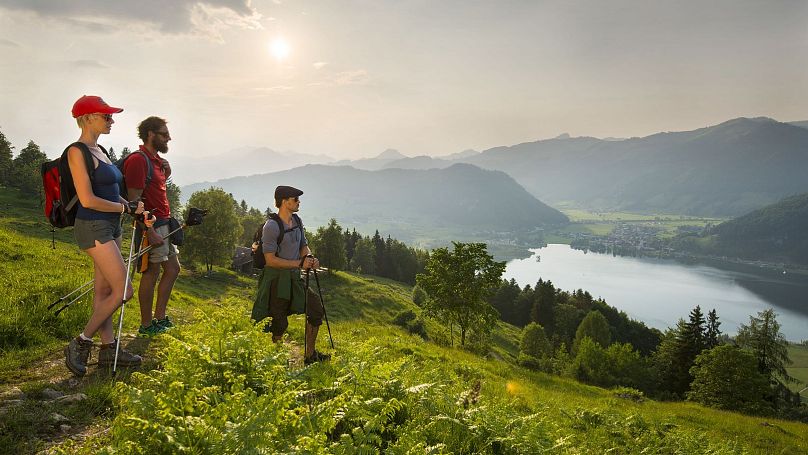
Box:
[63,95,147,376]
[251,185,331,365]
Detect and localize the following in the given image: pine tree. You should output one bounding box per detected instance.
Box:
[736,309,796,385]
[530,279,556,331]
[705,309,722,349]
[683,305,706,355]
[314,218,347,272]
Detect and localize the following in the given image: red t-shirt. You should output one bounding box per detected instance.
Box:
[122,145,171,219]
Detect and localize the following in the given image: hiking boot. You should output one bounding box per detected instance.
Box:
[155,316,175,330]
[304,350,331,365]
[64,337,93,377]
[97,340,143,367]
[137,320,167,338]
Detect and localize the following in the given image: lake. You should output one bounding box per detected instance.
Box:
[503,244,808,341]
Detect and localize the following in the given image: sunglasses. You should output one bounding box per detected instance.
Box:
[97,113,113,122]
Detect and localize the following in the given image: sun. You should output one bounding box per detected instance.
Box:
[270,38,291,61]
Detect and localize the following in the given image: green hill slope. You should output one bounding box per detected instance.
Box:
[672,193,808,266]
[180,163,569,244]
[1,186,807,453]
[710,193,808,265]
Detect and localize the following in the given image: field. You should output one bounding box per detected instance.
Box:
[553,206,725,242]
[1,186,807,453]
[788,344,808,402]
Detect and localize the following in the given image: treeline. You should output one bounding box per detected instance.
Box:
[182,187,429,283]
[488,278,661,355]
[504,289,806,420]
[307,220,430,285]
[0,128,180,213]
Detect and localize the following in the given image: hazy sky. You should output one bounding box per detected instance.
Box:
[1,0,807,162]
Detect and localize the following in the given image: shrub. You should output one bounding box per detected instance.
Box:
[687,345,773,415]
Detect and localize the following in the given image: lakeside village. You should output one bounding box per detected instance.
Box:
[564,221,806,274]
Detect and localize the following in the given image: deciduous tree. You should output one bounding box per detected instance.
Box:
[572,310,610,353]
[687,345,772,415]
[416,242,505,346]
[519,322,553,368]
[10,140,47,194]
[182,187,241,274]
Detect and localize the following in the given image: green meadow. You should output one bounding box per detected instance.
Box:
[1,186,807,453]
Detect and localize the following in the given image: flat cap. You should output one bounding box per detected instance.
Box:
[274,185,303,200]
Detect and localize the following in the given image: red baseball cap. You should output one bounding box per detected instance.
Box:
[71,95,124,118]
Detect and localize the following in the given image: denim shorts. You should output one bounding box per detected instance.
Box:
[74,217,122,250]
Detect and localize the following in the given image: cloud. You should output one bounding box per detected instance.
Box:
[0,1,262,38]
[332,70,369,86]
[306,69,370,88]
[313,62,328,70]
[69,59,109,69]
[254,85,294,93]
[0,38,20,47]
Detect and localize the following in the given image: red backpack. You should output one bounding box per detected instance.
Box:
[41,142,108,228]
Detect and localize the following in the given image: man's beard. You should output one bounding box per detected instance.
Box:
[155,142,169,153]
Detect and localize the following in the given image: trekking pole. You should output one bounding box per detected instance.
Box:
[113,215,145,376]
[50,227,175,316]
[312,268,334,349]
[304,268,311,358]
[50,208,209,316]
[54,286,94,316]
[48,280,94,311]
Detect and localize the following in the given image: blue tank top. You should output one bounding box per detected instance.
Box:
[77,159,123,221]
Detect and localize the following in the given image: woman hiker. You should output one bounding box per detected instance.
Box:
[63,95,149,377]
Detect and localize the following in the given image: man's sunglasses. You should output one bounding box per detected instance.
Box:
[97,113,113,122]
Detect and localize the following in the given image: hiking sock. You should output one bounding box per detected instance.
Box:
[79,333,93,342]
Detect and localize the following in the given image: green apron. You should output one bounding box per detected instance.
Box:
[251,267,306,322]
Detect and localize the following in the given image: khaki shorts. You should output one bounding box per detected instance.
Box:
[74,218,122,250]
[148,224,179,263]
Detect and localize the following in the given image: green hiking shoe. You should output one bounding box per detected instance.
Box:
[137,320,167,338]
[155,316,175,330]
[97,340,143,367]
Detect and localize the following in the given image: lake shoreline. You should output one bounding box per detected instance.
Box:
[504,244,808,342]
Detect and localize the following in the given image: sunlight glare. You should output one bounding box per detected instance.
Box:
[270,38,291,61]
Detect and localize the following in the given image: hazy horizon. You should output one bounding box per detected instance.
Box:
[1,0,807,162]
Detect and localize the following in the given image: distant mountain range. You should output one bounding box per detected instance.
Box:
[673,192,808,266]
[179,117,808,219]
[181,163,568,240]
[349,117,808,217]
[170,146,334,185]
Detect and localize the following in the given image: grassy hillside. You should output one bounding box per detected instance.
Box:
[1,186,807,453]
